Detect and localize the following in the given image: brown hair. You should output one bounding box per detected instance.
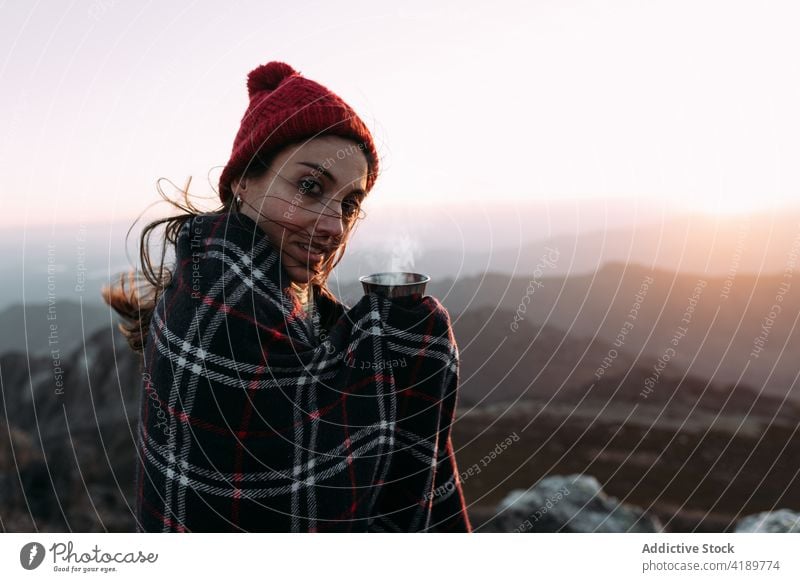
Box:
[102,144,370,355]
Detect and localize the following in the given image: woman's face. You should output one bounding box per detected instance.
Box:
[233,135,369,285]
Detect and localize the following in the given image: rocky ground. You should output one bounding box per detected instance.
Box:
[2,320,798,532]
[453,399,800,532]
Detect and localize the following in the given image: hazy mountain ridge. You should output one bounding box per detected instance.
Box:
[432,263,800,400]
[5,207,800,311]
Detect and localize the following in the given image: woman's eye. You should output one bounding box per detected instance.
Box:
[342,199,360,218]
[298,177,322,196]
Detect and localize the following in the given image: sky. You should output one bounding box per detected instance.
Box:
[2,0,800,228]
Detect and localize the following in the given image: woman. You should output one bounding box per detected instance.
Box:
[103,61,471,532]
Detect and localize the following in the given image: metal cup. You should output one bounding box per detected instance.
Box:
[359,272,430,298]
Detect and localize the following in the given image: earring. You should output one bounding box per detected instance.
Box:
[234,195,243,210]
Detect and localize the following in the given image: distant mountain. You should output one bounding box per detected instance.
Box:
[4,252,799,405]
[451,305,659,407]
[6,206,800,311]
[449,305,797,420]
[0,218,137,312]
[422,263,800,401]
[0,301,115,357]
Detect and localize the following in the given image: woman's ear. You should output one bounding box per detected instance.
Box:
[232,176,247,197]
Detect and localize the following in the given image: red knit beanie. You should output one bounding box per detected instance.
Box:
[218,61,380,206]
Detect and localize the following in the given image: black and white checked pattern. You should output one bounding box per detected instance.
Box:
[134,211,472,532]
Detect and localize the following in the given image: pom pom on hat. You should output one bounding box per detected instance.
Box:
[246,61,298,97]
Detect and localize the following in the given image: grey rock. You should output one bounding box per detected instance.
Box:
[735,510,800,533]
[496,474,662,533]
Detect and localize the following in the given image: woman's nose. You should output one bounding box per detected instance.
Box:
[312,203,345,239]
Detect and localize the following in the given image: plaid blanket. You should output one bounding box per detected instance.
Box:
[134,211,471,532]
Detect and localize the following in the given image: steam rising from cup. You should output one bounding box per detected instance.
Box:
[387,231,418,274]
[360,231,428,297]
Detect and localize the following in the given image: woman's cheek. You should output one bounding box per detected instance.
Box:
[279,197,306,224]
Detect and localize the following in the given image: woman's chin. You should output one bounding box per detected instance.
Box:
[284,264,316,285]
[279,249,324,285]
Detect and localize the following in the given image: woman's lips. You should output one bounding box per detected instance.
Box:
[295,242,325,263]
